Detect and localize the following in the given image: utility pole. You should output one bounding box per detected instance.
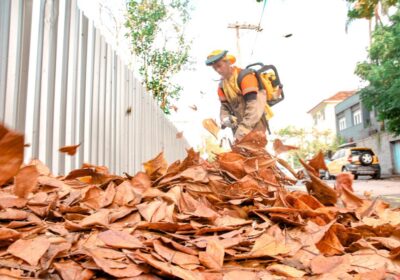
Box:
[227,23,262,64]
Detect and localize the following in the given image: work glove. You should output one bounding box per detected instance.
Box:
[221,116,237,129]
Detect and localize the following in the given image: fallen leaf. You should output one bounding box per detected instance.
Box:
[305,172,338,205]
[59,143,81,156]
[199,239,225,270]
[202,118,220,139]
[335,172,354,194]
[189,104,197,111]
[143,152,168,180]
[54,261,94,280]
[0,124,24,186]
[268,264,305,278]
[134,252,201,280]
[308,150,328,171]
[248,233,290,258]
[86,247,143,278]
[7,236,50,266]
[176,131,183,139]
[153,239,199,268]
[273,139,298,155]
[98,230,143,249]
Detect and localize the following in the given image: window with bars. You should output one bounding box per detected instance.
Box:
[353,109,362,125]
[339,117,346,130]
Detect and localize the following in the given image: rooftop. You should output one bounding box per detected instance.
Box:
[307,90,356,114]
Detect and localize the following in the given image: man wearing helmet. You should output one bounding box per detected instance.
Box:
[206,50,268,141]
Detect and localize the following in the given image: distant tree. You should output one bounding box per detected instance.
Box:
[125,0,191,113]
[355,7,400,135]
[275,126,344,169]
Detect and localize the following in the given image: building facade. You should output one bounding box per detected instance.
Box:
[307,91,355,133]
[335,92,400,175]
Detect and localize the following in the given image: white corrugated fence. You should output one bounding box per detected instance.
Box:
[0,0,190,175]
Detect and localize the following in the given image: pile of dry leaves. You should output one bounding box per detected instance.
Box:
[0,124,400,279]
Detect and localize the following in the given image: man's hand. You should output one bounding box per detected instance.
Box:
[221,116,237,129]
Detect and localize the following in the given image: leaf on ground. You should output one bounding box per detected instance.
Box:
[54,261,94,280]
[0,124,24,186]
[98,230,143,249]
[153,239,199,268]
[268,264,305,278]
[305,172,338,205]
[143,152,168,180]
[199,239,225,270]
[14,165,39,198]
[308,150,328,172]
[86,247,144,278]
[7,236,50,266]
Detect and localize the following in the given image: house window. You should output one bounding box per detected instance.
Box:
[339,117,346,131]
[353,109,362,125]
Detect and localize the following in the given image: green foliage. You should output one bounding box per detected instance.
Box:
[345,0,398,20]
[275,126,344,169]
[125,0,191,113]
[355,6,400,135]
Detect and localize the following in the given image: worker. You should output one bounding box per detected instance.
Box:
[205,50,268,141]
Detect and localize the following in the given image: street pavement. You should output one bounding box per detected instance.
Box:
[289,176,400,207]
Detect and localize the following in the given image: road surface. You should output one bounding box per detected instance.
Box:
[289,176,400,207]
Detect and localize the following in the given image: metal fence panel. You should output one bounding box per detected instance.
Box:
[0,0,190,175]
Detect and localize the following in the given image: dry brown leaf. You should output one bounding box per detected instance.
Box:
[170,105,178,112]
[40,242,72,269]
[308,150,328,171]
[202,118,220,139]
[335,172,354,194]
[54,261,94,280]
[310,254,351,275]
[0,208,28,220]
[222,270,259,280]
[79,209,109,228]
[143,152,168,180]
[176,131,183,139]
[199,239,225,270]
[248,233,290,258]
[13,165,39,198]
[189,104,197,111]
[305,172,338,205]
[7,236,50,266]
[273,139,298,155]
[153,240,199,268]
[316,226,345,256]
[134,251,201,280]
[268,264,305,278]
[340,184,365,210]
[233,131,267,154]
[86,247,144,278]
[59,143,81,156]
[98,230,143,249]
[0,124,24,186]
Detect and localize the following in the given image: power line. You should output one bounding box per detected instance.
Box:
[227,23,261,65]
[251,0,268,57]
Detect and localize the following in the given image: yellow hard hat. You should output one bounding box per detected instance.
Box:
[205,50,236,66]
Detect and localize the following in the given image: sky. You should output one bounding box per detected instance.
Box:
[79,0,371,148]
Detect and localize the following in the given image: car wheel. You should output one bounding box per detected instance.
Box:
[359,152,373,166]
[372,171,381,180]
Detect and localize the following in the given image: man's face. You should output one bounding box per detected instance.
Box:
[212,59,232,79]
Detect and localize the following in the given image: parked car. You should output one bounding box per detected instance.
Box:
[325,147,381,180]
